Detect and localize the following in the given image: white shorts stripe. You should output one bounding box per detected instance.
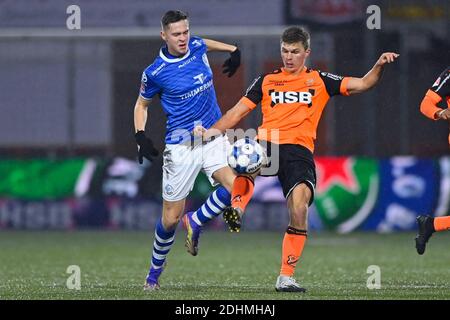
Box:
[286,180,315,202]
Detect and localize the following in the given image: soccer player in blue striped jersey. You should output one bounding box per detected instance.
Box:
[134,10,240,290]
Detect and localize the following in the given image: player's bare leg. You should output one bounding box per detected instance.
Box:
[144,199,185,290]
[276,183,310,293]
[212,166,236,192]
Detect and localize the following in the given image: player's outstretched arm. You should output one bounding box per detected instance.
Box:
[346,52,399,95]
[199,101,252,140]
[204,39,241,77]
[204,39,237,53]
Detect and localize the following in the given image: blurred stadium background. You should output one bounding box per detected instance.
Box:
[0,0,449,300]
[0,0,448,232]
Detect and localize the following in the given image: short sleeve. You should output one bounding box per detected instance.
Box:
[139,71,160,100]
[242,75,263,108]
[190,36,207,54]
[318,71,349,97]
[430,67,450,99]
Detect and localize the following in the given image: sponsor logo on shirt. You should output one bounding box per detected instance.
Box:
[193,73,207,85]
[151,62,166,76]
[178,55,197,68]
[269,90,313,107]
[180,80,213,100]
[432,77,441,88]
[321,71,343,81]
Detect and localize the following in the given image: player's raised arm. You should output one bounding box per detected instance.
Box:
[204,38,241,77]
[345,52,399,95]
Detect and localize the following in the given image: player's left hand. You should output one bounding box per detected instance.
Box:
[376,52,400,66]
[222,48,241,77]
[135,131,159,164]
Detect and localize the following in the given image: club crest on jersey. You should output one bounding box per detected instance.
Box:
[268,89,315,107]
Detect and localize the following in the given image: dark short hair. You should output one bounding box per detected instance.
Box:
[281,26,310,50]
[161,10,189,29]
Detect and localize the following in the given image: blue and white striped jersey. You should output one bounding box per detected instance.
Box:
[140,36,222,144]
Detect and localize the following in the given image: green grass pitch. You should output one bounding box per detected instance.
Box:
[1,230,449,299]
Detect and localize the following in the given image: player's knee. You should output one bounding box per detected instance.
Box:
[162,204,184,229]
[162,215,182,230]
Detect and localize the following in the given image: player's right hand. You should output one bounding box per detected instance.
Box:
[437,109,450,120]
[135,130,159,164]
[192,125,207,137]
[376,52,399,66]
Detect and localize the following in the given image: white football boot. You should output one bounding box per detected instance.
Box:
[275,275,306,293]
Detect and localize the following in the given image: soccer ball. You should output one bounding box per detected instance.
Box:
[228,138,265,174]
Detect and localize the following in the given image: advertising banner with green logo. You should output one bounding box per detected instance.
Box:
[314,157,379,233]
[0,159,86,200]
[0,157,447,230]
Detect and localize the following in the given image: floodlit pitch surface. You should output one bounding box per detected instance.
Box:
[1,231,449,299]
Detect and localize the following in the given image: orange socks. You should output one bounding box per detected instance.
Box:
[280,227,307,277]
[231,175,254,212]
[434,216,450,232]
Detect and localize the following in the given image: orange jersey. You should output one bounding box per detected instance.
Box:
[421,67,450,119]
[420,66,450,145]
[240,67,350,153]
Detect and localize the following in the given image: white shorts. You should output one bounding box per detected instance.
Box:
[162,135,231,201]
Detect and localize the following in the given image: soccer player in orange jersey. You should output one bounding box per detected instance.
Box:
[415,66,450,255]
[196,26,399,292]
